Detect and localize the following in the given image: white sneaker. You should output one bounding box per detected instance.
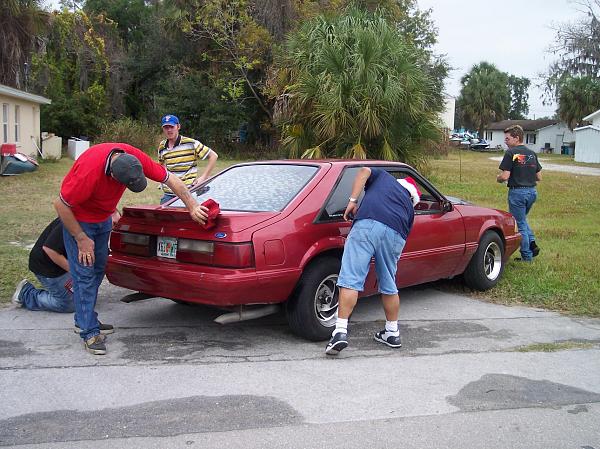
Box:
[12,279,28,306]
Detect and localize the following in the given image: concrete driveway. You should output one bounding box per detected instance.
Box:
[1,281,600,448]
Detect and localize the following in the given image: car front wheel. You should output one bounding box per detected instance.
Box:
[286,256,341,341]
[463,231,505,291]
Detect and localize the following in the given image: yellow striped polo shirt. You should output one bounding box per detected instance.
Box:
[157,135,212,193]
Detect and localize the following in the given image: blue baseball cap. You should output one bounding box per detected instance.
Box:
[161,114,179,127]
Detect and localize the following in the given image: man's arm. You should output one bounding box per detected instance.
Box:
[344,167,371,221]
[536,171,542,181]
[53,199,95,266]
[496,170,510,183]
[164,175,208,224]
[42,246,70,272]
[195,150,218,185]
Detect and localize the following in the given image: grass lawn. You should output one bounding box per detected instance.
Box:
[428,150,600,316]
[1,150,599,316]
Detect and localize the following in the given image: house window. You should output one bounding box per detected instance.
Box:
[485,131,493,140]
[14,105,20,142]
[526,133,536,145]
[2,103,8,143]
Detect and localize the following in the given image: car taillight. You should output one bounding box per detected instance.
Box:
[177,239,254,268]
[110,232,152,257]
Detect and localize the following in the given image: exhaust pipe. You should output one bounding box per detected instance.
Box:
[214,305,281,324]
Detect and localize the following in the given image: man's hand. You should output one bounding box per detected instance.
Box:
[189,204,209,224]
[111,209,122,227]
[76,232,95,266]
[343,202,358,221]
[497,170,510,183]
[192,175,207,187]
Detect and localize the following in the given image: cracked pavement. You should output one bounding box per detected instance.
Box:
[1,281,600,448]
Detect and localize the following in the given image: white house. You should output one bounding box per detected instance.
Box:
[440,95,455,132]
[574,109,600,163]
[0,84,51,157]
[483,119,575,153]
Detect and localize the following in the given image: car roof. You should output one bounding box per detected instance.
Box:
[234,159,412,169]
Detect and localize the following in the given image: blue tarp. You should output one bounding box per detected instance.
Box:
[0,154,38,176]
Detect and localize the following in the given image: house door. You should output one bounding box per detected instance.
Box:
[556,134,563,153]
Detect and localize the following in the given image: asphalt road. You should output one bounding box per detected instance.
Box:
[1,281,600,448]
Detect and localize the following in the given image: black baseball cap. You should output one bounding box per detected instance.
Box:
[110,153,147,192]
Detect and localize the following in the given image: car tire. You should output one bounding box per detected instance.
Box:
[463,231,505,291]
[286,256,341,341]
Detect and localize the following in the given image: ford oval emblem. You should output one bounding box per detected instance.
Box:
[215,232,227,239]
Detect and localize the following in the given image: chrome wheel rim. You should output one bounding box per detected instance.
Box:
[314,274,339,326]
[484,242,502,280]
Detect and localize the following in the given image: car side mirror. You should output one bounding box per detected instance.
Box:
[442,201,453,212]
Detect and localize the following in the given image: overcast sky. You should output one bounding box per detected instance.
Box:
[44,0,581,119]
[417,0,583,119]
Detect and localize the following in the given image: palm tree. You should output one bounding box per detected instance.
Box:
[275,7,441,164]
[558,76,600,129]
[458,62,510,136]
[0,0,49,89]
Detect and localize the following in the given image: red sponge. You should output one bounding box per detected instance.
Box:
[201,199,220,230]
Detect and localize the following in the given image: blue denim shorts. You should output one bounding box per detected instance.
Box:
[337,219,406,295]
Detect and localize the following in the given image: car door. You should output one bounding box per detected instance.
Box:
[389,169,466,287]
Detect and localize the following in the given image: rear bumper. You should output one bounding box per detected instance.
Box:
[106,254,300,306]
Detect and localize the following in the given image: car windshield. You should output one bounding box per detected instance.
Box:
[169,164,319,212]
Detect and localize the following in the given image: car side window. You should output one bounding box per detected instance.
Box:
[388,170,441,214]
[318,166,363,221]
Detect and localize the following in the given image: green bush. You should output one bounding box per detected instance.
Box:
[95,118,162,157]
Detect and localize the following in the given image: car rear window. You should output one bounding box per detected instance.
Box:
[169,164,319,212]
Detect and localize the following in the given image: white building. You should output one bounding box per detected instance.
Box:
[483,119,575,153]
[440,95,455,132]
[1,84,51,157]
[574,109,600,163]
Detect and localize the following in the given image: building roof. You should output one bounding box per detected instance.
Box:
[485,119,558,131]
[574,124,600,132]
[583,109,600,122]
[0,84,51,105]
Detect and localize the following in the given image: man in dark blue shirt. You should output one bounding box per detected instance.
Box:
[326,167,419,355]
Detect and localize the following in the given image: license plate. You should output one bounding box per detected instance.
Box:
[157,236,178,259]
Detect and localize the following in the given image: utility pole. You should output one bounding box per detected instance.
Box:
[24,63,30,92]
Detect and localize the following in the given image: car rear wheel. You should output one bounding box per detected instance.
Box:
[286,257,341,341]
[463,231,505,291]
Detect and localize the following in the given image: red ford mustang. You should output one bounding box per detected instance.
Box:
[106,160,520,340]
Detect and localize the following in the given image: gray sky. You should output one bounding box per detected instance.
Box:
[417,0,582,119]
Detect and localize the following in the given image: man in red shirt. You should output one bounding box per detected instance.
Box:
[54,143,208,355]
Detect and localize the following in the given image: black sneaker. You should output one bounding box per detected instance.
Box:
[374,330,402,348]
[325,332,348,355]
[84,334,107,355]
[530,241,540,257]
[74,322,114,335]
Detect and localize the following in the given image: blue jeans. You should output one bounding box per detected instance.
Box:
[19,272,74,313]
[63,219,112,340]
[160,193,176,204]
[508,187,537,260]
[337,219,406,295]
